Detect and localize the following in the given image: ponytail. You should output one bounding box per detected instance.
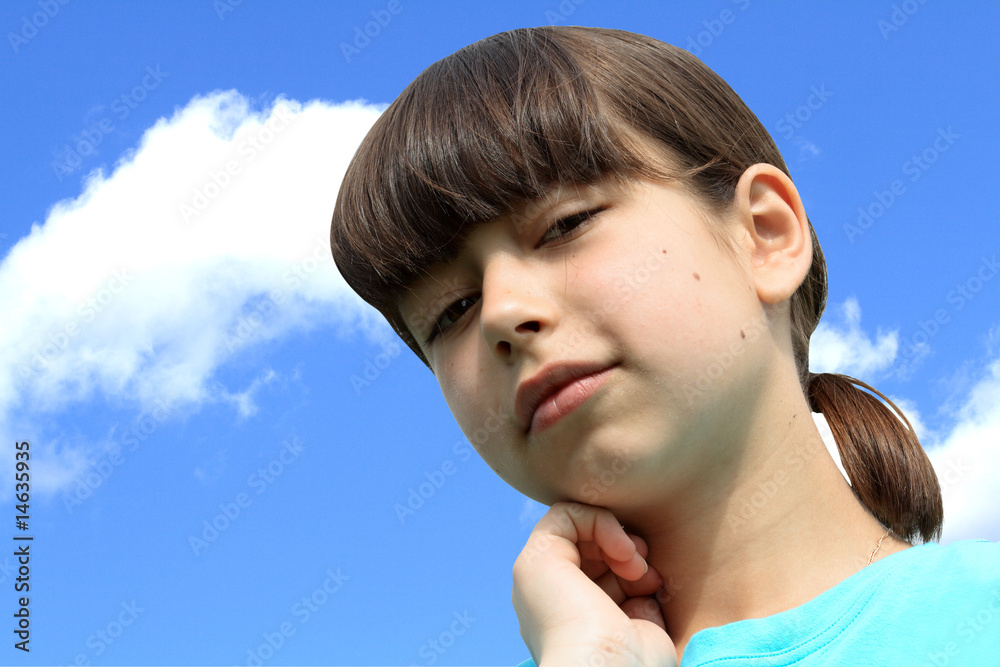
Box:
[806,372,943,544]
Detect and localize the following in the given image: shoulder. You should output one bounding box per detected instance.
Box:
[897,538,999,582]
[874,538,1000,610]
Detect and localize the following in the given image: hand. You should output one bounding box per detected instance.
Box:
[512,501,678,666]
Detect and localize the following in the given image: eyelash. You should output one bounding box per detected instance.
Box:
[422,206,606,347]
[536,207,604,247]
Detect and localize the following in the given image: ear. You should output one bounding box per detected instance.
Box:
[733,164,812,306]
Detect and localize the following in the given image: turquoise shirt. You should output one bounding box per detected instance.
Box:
[517,538,999,666]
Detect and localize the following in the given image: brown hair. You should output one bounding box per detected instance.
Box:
[329,26,942,543]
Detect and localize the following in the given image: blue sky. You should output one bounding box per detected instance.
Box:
[1,1,998,665]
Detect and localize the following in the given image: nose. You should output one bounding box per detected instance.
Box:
[479,258,557,361]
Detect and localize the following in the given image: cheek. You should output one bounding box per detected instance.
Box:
[599,249,756,380]
[583,243,696,333]
[438,367,477,436]
[439,368,538,494]
[439,362,507,459]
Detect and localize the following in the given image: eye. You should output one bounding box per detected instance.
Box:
[421,205,607,347]
[423,295,480,346]
[537,207,606,247]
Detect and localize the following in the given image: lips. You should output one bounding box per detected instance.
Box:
[515,361,617,434]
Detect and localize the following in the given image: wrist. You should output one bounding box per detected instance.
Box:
[538,632,639,667]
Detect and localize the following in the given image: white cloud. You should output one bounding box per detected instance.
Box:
[24,437,94,497]
[884,394,933,444]
[809,296,899,377]
[0,90,389,496]
[926,356,1000,544]
[219,368,278,419]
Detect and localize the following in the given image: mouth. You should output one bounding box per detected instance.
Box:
[516,362,618,435]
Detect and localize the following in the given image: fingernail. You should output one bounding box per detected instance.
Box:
[642,558,648,575]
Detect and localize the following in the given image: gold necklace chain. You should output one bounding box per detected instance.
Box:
[866,528,893,566]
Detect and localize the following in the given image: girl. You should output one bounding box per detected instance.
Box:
[329,26,998,666]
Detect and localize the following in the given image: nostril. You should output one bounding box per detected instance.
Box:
[517,321,541,333]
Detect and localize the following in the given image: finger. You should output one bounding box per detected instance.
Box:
[600,534,654,584]
[577,539,606,563]
[591,555,664,605]
[580,533,648,580]
[580,557,610,581]
[587,535,661,605]
[628,533,649,560]
[528,502,647,580]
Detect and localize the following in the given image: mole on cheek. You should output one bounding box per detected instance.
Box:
[693,272,701,281]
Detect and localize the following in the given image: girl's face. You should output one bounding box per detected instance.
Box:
[399,173,774,507]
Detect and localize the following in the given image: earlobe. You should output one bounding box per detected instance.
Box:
[735,164,812,305]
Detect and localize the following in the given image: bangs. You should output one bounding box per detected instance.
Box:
[331,29,672,361]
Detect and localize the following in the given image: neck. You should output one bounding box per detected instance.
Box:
[610,389,912,660]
